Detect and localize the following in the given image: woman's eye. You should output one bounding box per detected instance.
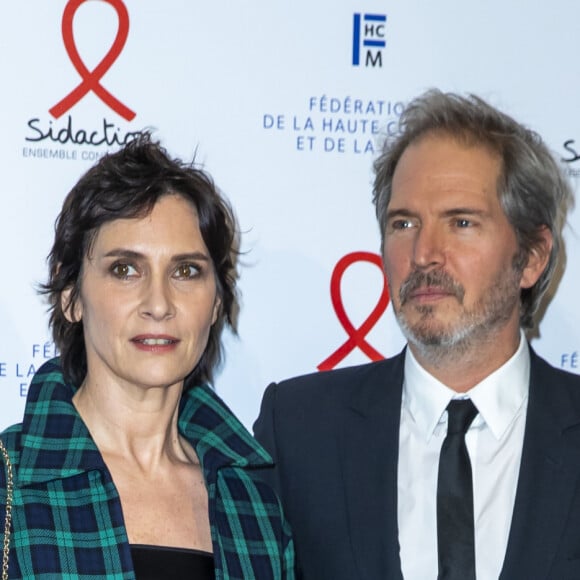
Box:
[111,263,137,278]
[174,264,200,279]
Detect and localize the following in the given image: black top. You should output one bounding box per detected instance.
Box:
[131,544,215,579]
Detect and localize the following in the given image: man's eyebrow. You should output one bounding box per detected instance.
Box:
[385,207,489,220]
[385,208,416,220]
[440,208,488,218]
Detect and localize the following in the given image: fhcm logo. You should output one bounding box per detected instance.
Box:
[352,13,386,67]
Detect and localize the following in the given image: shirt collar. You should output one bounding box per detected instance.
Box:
[403,331,530,441]
[178,383,272,472]
[16,358,272,486]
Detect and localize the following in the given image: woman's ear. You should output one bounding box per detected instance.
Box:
[520,226,553,289]
[211,296,221,325]
[61,286,82,323]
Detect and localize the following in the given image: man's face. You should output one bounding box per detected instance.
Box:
[382,133,533,360]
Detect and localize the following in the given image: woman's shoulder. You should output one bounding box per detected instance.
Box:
[0,424,23,453]
[0,424,21,489]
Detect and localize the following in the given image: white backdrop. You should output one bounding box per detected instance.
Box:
[1,1,579,429]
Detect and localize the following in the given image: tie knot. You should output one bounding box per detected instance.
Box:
[446,399,478,435]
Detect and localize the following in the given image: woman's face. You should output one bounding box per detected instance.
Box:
[65,194,220,392]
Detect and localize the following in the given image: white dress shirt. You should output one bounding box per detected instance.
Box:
[397,333,530,580]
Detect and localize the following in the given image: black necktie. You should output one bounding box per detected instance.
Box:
[437,399,478,580]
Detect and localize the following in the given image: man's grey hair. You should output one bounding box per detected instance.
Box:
[373,89,573,329]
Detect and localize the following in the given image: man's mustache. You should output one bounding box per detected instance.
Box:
[399,270,465,305]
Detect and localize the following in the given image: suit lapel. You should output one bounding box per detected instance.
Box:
[500,350,580,578]
[339,354,405,580]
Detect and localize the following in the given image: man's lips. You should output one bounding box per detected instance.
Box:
[399,270,465,306]
[408,287,455,301]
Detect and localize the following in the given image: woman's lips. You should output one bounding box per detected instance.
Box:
[130,335,180,351]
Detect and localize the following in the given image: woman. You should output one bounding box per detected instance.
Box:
[0,135,294,579]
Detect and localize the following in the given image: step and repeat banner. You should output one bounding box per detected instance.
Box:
[1,1,579,428]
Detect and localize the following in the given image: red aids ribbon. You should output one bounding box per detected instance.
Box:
[318,251,389,371]
[49,0,136,121]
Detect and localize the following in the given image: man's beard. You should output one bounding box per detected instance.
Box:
[392,255,524,367]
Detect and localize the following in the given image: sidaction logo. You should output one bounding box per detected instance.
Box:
[50,0,135,121]
[352,13,387,67]
[562,139,580,178]
[24,0,142,158]
[318,252,389,370]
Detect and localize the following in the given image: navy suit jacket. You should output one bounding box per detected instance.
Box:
[254,348,580,580]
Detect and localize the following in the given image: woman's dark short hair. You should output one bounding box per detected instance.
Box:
[41,133,239,388]
[373,89,573,329]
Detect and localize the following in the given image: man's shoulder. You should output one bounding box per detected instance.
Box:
[271,351,405,402]
[528,348,580,428]
[530,348,580,395]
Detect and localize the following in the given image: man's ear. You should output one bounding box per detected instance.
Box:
[61,286,82,323]
[520,226,553,289]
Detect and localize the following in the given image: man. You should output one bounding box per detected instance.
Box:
[254,90,579,579]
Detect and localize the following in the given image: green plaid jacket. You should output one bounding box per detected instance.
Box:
[0,358,295,579]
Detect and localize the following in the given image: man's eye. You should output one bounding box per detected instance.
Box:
[111,263,137,278]
[174,264,200,279]
[392,219,413,230]
[455,218,472,228]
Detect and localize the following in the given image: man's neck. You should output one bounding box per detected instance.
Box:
[408,328,523,393]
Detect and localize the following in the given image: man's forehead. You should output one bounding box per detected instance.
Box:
[388,134,503,213]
